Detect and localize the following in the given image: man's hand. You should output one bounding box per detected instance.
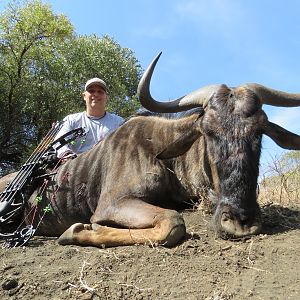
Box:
[41,151,59,167]
[60,151,77,161]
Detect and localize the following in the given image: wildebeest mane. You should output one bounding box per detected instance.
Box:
[134,107,203,119]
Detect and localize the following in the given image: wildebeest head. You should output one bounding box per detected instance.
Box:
[137,52,300,239]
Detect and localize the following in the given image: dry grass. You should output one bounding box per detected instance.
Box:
[259,154,300,208]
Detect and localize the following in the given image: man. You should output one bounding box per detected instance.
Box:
[56,78,124,158]
[0,77,124,230]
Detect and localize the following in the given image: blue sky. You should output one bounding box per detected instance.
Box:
[1,0,300,170]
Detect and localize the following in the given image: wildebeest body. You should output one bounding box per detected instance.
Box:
[1,52,300,247]
[30,113,209,236]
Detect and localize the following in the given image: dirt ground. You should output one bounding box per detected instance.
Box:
[0,201,299,300]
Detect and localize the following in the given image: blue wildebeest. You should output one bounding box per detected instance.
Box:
[1,52,300,247]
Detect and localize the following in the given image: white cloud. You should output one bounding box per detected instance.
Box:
[133,0,247,42]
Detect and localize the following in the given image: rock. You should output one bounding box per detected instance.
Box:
[2,278,18,290]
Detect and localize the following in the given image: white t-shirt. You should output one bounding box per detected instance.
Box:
[55,111,124,157]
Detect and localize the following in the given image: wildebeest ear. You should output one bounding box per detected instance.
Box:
[156,129,202,160]
[264,121,300,149]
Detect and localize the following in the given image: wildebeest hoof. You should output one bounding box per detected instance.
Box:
[162,224,186,247]
[58,223,89,245]
[91,223,101,230]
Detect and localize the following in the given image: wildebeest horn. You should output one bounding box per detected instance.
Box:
[137,52,221,113]
[244,83,300,107]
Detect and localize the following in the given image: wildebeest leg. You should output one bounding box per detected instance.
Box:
[58,198,186,247]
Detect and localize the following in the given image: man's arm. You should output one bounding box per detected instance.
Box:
[54,119,77,158]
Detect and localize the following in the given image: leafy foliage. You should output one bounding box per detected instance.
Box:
[0,0,142,175]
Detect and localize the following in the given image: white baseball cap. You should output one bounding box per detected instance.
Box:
[84,77,107,91]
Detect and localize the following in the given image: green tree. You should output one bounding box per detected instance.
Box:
[0,0,142,175]
[0,0,74,174]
